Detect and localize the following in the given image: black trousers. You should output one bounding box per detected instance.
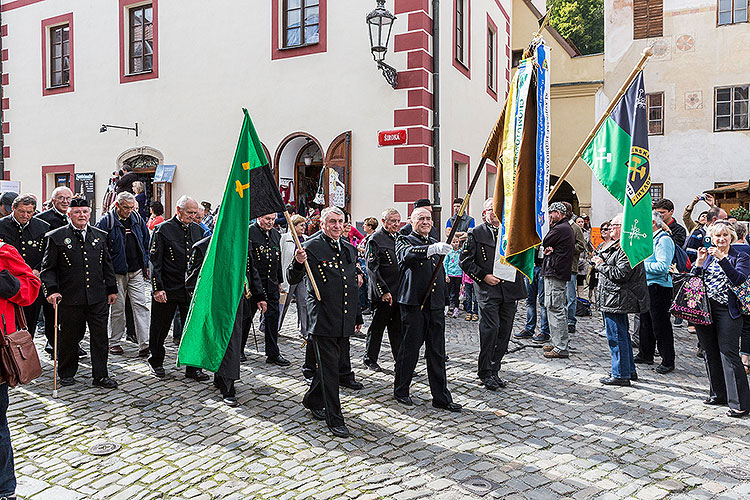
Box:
[303,336,355,384]
[695,300,750,411]
[242,293,281,359]
[57,301,109,379]
[477,296,517,379]
[303,335,347,427]
[638,284,675,367]
[23,291,44,337]
[394,305,452,406]
[364,300,402,364]
[148,298,190,368]
[42,300,57,346]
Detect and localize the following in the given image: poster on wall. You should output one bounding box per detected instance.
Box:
[74,172,96,212]
[154,164,177,183]
[0,180,21,193]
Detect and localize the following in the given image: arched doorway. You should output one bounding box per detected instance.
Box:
[324,132,352,215]
[549,175,580,215]
[274,132,325,216]
[112,146,172,217]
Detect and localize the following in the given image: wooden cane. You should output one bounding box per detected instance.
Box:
[283,211,321,301]
[53,301,58,398]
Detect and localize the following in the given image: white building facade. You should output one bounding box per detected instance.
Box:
[592,0,750,225]
[0,0,514,225]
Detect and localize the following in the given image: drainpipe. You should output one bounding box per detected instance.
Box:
[0,9,5,181]
[431,0,441,228]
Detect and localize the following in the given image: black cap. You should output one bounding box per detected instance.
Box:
[0,192,18,212]
[69,197,89,208]
[414,198,432,208]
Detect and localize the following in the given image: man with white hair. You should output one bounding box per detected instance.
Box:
[460,199,526,390]
[289,206,363,438]
[96,191,151,358]
[147,195,209,381]
[394,207,461,412]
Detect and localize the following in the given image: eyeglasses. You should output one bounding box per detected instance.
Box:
[610,224,622,227]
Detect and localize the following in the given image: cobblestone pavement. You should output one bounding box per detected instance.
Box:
[8,304,750,500]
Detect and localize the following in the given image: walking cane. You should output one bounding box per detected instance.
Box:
[250,321,259,353]
[53,301,58,398]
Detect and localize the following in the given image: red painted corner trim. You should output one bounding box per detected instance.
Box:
[1,98,8,110]
[452,0,471,80]
[2,146,9,159]
[394,31,430,53]
[394,145,430,165]
[41,13,75,96]
[493,0,510,22]
[1,0,46,12]
[406,126,432,145]
[395,108,430,127]
[396,68,430,89]
[0,49,7,61]
[486,14,498,101]
[394,0,429,15]
[407,89,433,109]
[394,183,430,203]
[1,74,8,85]
[41,164,75,202]
[407,165,433,183]
[407,11,432,34]
[407,50,433,71]
[0,25,7,37]
[2,122,9,134]
[451,150,471,201]
[119,0,159,84]
[271,0,327,60]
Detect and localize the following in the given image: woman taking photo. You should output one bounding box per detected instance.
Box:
[693,222,750,418]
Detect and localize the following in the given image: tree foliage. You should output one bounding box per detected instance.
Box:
[547,0,604,55]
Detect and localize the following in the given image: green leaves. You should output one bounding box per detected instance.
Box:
[547,0,604,55]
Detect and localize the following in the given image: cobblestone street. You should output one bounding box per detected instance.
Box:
[8,306,750,500]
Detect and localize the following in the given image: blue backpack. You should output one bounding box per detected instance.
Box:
[656,231,690,272]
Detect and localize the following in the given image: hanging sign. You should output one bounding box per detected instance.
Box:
[378,129,407,147]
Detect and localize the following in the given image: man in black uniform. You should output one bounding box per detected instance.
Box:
[243,212,288,366]
[289,206,363,438]
[399,198,440,241]
[363,208,403,371]
[41,198,119,388]
[186,235,267,406]
[0,194,50,337]
[36,187,79,354]
[148,195,209,381]
[460,198,527,391]
[394,207,461,412]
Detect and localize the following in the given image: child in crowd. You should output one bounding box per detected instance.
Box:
[463,272,478,321]
[444,239,463,319]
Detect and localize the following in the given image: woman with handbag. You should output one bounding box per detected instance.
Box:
[693,222,750,418]
[0,242,42,500]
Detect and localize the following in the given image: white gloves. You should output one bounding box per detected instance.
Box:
[427,242,452,257]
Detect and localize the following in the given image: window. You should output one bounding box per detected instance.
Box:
[719,0,748,25]
[452,0,470,78]
[129,4,153,73]
[119,0,159,83]
[650,183,663,202]
[511,50,523,68]
[283,0,319,47]
[42,13,74,96]
[487,26,496,93]
[456,0,465,63]
[647,92,664,135]
[451,151,470,201]
[633,0,663,40]
[715,85,749,131]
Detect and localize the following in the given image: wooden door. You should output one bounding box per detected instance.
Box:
[324,132,352,214]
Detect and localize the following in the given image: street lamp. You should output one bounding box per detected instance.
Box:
[100,123,139,136]
[366,0,398,89]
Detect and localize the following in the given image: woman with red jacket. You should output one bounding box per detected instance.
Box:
[0,242,42,500]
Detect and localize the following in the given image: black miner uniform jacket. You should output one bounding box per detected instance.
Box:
[366,227,401,302]
[248,223,283,287]
[395,231,447,310]
[287,232,363,338]
[36,208,68,232]
[149,216,204,299]
[41,224,118,305]
[460,222,527,301]
[0,215,50,271]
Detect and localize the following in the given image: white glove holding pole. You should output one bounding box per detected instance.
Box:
[427,242,452,257]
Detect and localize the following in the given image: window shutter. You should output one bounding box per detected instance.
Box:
[633,0,649,39]
[648,0,663,38]
[633,0,663,40]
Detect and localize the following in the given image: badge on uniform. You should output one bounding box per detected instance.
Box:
[93,238,99,245]
[64,238,71,245]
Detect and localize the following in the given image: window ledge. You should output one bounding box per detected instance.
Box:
[455,59,469,71]
[279,42,319,51]
[125,70,154,77]
[46,84,70,90]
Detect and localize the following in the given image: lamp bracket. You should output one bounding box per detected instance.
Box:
[377,60,398,89]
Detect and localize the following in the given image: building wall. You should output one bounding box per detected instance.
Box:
[1,0,511,230]
[593,0,750,225]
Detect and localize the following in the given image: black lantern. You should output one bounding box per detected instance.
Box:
[366,0,398,88]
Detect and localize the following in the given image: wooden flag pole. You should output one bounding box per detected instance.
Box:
[53,301,58,398]
[421,157,489,307]
[548,46,654,201]
[284,211,322,301]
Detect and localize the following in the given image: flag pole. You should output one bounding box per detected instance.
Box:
[548,46,653,200]
[283,211,321,301]
[421,157,488,307]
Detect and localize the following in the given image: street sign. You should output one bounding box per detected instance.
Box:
[154,164,177,183]
[378,129,407,147]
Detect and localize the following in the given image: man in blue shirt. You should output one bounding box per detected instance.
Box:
[445,198,475,242]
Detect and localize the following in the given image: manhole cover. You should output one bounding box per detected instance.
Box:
[722,466,750,480]
[132,399,152,408]
[253,386,276,395]
[460,475,498,496]
[88,442,121,456]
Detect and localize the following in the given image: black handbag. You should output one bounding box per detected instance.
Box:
[669,275,712,325]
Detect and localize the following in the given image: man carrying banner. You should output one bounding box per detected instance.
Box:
[461,198,526,390]
[289,206,363,438]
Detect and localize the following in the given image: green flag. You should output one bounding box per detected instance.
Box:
[582,72,653,266]
[177,109,285,371]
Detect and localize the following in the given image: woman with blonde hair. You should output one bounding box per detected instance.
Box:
[132,181,148,220]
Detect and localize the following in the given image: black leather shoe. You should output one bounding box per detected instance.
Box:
[329,424,350,438]
[609,372,638,381]
[363,358,382,372]
[239,353,247,362]
[186,369,210,382]
[481,377,500,391]
[310,408,327,421]
[703,397,727,406]
[655,364,674,374]
[433,401,462,412]
[266,356,291,367]
[340,379,364,390]
[45,342,54,355]
[223,396,239,407]
[493,375,507,388]
[93,377,118,389]
[727,409,749,418]
[633,356,654,365]
[599,376,630,386]
[59,377,76,386]
[150,365,166,378]
[395,395,414,406]
[567,324,576,333]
